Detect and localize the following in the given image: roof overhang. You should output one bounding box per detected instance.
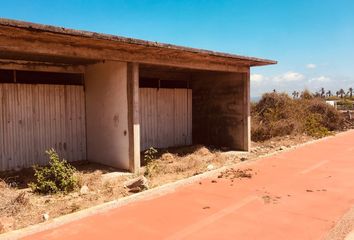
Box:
[0,18,277,72]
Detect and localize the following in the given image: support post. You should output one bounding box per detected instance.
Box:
[128,62,141,173]
[243,69,251,151]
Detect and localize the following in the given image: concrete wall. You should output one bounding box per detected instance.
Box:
[191,72,248,150]
[85,61,130,170]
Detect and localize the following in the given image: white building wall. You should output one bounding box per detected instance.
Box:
[85,61,130,170]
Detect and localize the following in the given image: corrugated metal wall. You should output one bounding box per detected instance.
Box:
[0,84,86,170]
[140,88,192,150]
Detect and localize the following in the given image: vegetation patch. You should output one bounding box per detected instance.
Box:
[29,149,78,194]
[252,91,344,141]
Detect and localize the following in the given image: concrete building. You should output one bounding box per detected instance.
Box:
[0,19,276,172]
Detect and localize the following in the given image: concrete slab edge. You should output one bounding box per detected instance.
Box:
[322,206,354,240]
[1,130,353,240]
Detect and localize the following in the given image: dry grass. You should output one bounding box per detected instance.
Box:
[252,92,344,141]
[0,166,131,234]
[143,145,238,187]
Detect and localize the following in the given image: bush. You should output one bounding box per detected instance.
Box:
[143,147,159,178]
[251,92,300,141]
[305,99,344,131]
[29,149,78,194]
[251,91,344,141]
[304,113,330,138]
[300,89,314,100]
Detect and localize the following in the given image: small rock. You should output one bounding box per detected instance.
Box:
[240,157,247,162]
[211,180,217,183]
[129,187,142,193]
[279,146,286,151]
[207,164,214,171]
[80,185,89,195]
[124,176,149,192]
[161,153,175,162]
[70,192,79,198]
[42,213,49,221]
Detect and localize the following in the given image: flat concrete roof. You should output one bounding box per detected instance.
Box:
[0,18,277,67]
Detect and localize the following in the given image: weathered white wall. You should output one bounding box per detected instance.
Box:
[85,61,130,170]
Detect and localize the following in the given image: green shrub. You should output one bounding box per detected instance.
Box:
[143,147,158,178]
[305,99,344,131]
[304,113,330,138]
[29,149,78,194]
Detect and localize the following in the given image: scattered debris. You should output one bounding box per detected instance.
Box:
[124,176,149,192]
[207,164,214,171]
[80,185,90,195]
[202,206,210,210]
[211,180,217,183]
[262,194,281,204]
[306,189,313,192]
[262,195,271,204]
[218,168,253,180]
[42,213,49,221]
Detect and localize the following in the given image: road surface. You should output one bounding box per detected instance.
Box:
[23,130,354,240]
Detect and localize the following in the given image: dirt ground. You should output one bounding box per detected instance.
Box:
[0,134,315,234]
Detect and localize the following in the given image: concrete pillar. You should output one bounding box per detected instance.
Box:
[243,70,251,151]
[127,63,141,173]
[85,61,130,170]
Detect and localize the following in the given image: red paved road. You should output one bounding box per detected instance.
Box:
[24,131,354,240]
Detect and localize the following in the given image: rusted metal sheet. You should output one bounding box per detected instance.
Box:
[140,88,192,150]
[0,83,86,171]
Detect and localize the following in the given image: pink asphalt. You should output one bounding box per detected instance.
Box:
[24,131,354,240]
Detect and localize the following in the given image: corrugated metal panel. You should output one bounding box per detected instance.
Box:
[140,88,192,150]
[0,83,86,171]
[157,88,175,148]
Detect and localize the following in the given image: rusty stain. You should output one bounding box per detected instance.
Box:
[113,114,119,128]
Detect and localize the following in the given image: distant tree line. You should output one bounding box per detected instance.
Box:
[290,87,353,99]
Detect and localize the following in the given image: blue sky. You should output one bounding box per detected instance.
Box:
[0,0,353,97]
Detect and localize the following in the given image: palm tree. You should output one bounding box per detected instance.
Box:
[320,88,325,98]
[348,87,353,98]
[326,90,332,98]
[339,89,345,98]
[292,91,298,99]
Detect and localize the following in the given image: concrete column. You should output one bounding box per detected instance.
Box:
[243,70,251,151]
[127,63,141,173]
